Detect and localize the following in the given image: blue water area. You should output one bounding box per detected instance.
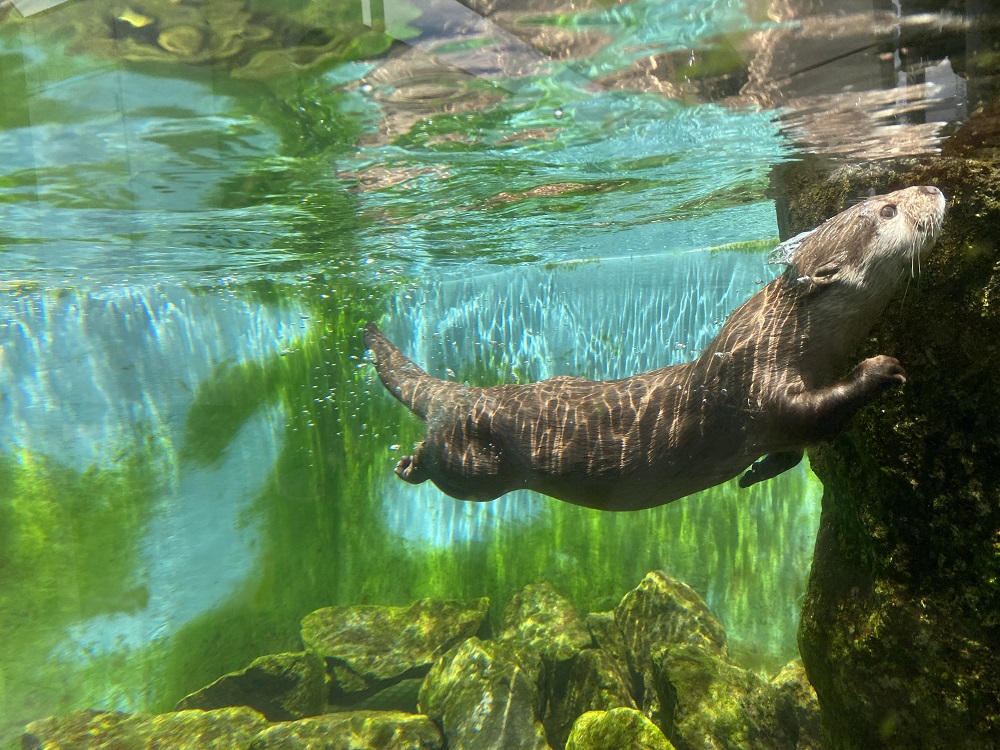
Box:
[0,0,823,739]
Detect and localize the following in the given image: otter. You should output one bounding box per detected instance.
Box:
[365,185,946,511]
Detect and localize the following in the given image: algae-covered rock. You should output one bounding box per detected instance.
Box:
[175,651,325,720]
[22,706,268,749]
[247,710,443,750]
[418,636,550,750]
[780,151,1000,748]
[546,647,638,749]
[585,611,637,692]
[770,660,824,750]
[613,571,727,728]
[565,707,675,750]
[301,596,488,701]
[652,643,793,750]
[499,582,593,663]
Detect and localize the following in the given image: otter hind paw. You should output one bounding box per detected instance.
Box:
[395,455,425,484]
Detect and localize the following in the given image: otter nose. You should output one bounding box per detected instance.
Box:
[918,185,941,195]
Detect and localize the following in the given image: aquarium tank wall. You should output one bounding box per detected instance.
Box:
[1,0,997,747]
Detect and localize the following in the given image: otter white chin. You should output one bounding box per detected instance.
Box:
[365,185,946,511]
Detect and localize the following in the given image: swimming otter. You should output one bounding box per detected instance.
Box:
[365,185,946,511]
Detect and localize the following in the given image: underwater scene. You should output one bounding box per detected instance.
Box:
[2,0,999,747]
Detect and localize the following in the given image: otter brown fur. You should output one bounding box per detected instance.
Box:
[365,186,946,511]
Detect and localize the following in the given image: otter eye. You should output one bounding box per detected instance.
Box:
[880,204,897,219]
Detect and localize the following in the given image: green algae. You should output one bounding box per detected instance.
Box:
[0,448,161,745]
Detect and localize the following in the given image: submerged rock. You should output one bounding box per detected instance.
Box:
[770,660,824,750]
[653,643,794,750]
[779,149,1000,748]
[175,651,325,721]
[418,636,550,750]
[614,571,728,728]
[498,582,592,664]
[247,710,443,750]
[301,596,488,702]
[22,706,268,749]
[546,647,638,749]
[565,707,675,750]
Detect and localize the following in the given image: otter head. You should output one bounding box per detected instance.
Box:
[785,186,946,309]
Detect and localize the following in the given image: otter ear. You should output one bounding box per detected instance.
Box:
[787,262,840,296]
[810,262,840,286]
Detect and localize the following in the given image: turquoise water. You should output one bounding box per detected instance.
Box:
[0,0,971,742]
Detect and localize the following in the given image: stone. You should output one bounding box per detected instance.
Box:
[770,660,825,750]
[499,582,593,663]
[247,710,443,750]
[614,571,727,728]
[21,707,268,749]
[418,636,550,750]
[585,611,637,694]
[546,648,638,750]
[336,678,423,714]
[301,596,488,701]
[175,651,325,721]
[652,644,795,750]
[565,707,675,750]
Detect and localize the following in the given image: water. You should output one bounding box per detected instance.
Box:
[0,0,986,742]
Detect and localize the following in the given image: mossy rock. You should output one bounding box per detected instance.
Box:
[418,636,550,750]
[653,643,795,750]
[613,571,727,728]
[22,707,268,749]
[175,651,325,721]
[770,660,825,750]
[247,710,443,750]
[565,707,675,750]
[301,596,489,701]
[778,138,1000,747]
[546,647,638,750]
[498,582,593,664]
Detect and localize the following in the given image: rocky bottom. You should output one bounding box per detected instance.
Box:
[22,571,824,750]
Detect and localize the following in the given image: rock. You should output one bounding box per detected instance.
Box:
[585,611,637,694]
[613,571,727,727]
[418,637,550,750]
[175,651,325,721]
[652,644,793,750]
[498,582,592,664]
[301,597,488,702]
[770,660,825,750]
[21,707,268,749]
[338,677,423,714]
[565,707,675,750]
[779,151,1000,748]
[546,648,638,749]
[247,711,443,750]
[498,581,594,739]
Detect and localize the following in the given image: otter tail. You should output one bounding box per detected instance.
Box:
[364,323,446,419]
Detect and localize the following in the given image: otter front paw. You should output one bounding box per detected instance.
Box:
[854,355,907,390]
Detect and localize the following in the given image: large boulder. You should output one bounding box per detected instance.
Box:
[175,651,325,720]
[778,135,1000,747]
[247,710,443,750]
[418,636,550,750]
[301,596,488,703]
[21,707,268,749]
